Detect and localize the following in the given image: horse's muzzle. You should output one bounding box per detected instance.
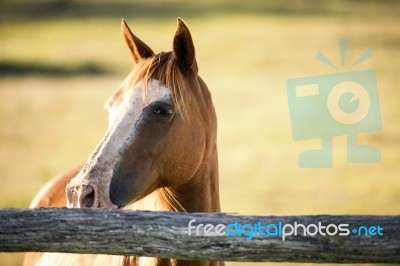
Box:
[66,183,97,208]
[66,182,117,209]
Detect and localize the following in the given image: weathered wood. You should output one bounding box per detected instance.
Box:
[0,208,399,263]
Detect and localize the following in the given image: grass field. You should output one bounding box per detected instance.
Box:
[0,0,399,265]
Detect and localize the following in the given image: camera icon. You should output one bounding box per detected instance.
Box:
[287,69,382,168]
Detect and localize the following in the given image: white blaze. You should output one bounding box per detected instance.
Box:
[68,79,171,207]
[100,78,171,170]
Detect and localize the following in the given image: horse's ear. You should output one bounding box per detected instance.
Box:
[121,19,154,64]
[173,18,197,73]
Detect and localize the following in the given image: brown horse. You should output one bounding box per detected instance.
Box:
[24,18,223,266]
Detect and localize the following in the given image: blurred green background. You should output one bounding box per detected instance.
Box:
[0,0,399,265]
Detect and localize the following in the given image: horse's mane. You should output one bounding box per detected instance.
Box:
[106,52,187,115]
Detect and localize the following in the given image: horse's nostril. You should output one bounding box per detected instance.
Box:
[79,185,96,208]
[83,188,95,208]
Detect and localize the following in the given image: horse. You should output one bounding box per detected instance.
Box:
[23,18,223,266]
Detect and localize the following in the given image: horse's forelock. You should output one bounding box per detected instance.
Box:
[107,52,188,117]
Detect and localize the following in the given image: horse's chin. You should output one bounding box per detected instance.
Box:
[118,203,131,210]
[116,197,143,210]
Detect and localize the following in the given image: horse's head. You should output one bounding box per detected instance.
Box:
[66,19,217,209]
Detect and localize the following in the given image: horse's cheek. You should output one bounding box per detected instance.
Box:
[109,161,158,207]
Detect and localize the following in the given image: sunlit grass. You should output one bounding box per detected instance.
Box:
[0,1,399,265]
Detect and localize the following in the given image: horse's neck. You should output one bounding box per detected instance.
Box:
[174,145,221,213]
[129,144,220,213]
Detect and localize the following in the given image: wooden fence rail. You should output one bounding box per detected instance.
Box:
[0,208,399,263]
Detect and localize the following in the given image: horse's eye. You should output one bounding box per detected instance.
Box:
[153,103,173,116]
